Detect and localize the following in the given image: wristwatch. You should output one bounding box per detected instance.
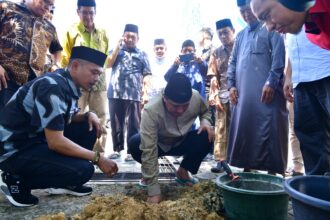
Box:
[92,151,101,165]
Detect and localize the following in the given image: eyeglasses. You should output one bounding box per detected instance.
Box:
[42,0,54,10]
[79,10,96,16]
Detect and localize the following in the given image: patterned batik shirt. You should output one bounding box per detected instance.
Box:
[107,46,152,101]
[0,69,81,163]
[0,1,61,85]
[165,60,208,99]
[207,44,233,90]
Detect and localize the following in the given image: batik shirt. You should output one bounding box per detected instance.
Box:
[0,69,80,163]
[0,1,62,85]
[107,46,151,101]
[164,60,208,99]
[61,22,109,91]
[207,44,233,91]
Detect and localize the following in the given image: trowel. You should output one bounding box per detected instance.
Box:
[220,160,240,181]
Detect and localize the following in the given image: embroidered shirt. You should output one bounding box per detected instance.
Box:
[0,1,62,85]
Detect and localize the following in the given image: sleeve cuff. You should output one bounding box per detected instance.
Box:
[148,183,161,196]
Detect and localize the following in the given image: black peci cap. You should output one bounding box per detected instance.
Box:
[216,18,233,30]
[124,24,139,34]
[70,46,107,67]
[279,0,315,12]
[154,38,165,46]
[164,73,192,104]
[237,0,250,7]
[77,0,96,7]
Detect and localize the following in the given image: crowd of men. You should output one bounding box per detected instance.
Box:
[0,0,329,207]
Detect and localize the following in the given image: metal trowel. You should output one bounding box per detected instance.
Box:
[220,160,240,181]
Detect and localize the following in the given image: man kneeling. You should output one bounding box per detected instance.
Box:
[0,46,118,207]
[128,73,214,204]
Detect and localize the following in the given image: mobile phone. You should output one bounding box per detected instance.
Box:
[179,53,194,63]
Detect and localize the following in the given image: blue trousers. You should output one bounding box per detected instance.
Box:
[294,76,330,175]
[128,130,212,174]
[0,121,96,189]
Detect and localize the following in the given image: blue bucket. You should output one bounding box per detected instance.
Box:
[284,175,330,220]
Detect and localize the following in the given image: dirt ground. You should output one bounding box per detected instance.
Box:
[0,182,225,220]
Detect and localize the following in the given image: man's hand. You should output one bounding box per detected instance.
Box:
[283,77,293,102]
[0,65,9,90]
[229,87,238,105]
[209,94,224,112]
[147,194,162,204]
[174,56,181,66]
[194,54,203,63]
[197,123,215,142]
[97,155,119,178]
[86,112,102,138]
[261,85,274,104]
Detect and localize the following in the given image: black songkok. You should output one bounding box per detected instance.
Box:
[279,0,315,12]
[77,0,96,7]
[154,38,165,46]
[181,39,195,49]
[216,19,233,30]
[70,46,107,67]
[237,0,250,7]
[124,24,139,34]
[165,74,192,104]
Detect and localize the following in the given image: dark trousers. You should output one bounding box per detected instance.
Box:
[128,130,212,174]
[0,80,20,111]
[0,121,96,189]
[108,98,141,153]
[294,76,330,175]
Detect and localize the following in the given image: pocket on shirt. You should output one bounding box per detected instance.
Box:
[250,36,270,55]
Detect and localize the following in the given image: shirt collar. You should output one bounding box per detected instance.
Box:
[122,45,138,53]
[77,22,96,33]
[61,70,81,99]
[248,20,261,32]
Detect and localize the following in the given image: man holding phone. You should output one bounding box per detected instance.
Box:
[165,39,208,99]
[107,24,151,162]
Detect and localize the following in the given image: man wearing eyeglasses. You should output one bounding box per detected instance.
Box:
[61,0,109,154]
[0,0,62,111]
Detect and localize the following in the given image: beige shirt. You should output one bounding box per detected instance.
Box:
[140,90,212,196]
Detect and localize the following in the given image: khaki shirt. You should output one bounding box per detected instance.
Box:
[140,90,212,196]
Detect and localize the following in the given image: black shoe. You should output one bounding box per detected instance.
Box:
[46,185,92,196]
[211,162,224,173]
[0,172,38,207]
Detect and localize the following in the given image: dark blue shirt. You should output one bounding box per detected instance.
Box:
[0,69,80,162]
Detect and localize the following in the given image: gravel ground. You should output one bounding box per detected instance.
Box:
[0,183,128,220]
